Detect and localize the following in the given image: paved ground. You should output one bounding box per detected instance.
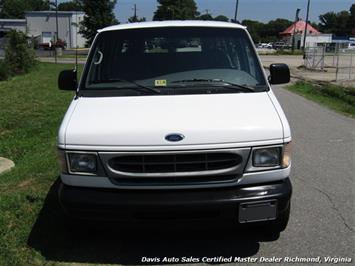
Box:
[27,86,355,265]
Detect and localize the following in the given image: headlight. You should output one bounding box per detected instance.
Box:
[245,143,291,172]
[67,153,97,174]
[253,147,281,167]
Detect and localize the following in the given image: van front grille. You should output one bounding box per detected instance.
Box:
[99,148,250,187]
[108,153,242,174]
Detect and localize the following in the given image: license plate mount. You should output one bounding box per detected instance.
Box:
[238,199,278,223]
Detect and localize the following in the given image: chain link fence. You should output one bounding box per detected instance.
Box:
[304,46,326,70]
[334,49,355,81]
[304,45,355,82]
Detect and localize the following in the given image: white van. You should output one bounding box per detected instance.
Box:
[57,21,292,233]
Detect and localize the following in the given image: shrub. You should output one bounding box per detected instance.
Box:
[0,60,9,81]
[5,30,36,76]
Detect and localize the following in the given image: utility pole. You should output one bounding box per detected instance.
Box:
[292,8,301,53]
[234,0,239,22]
[75,0,78,70]
[303,0,311,57]
[55,0,58,64]
[133,4,137,21]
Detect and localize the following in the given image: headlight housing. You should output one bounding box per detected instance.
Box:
[246,143,291,172]
[253,147,281,167]
[67,152,98,175]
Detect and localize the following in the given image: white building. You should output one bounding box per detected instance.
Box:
[0,11,87,48]
[25,11,86,48]
[305,34,333,48]
[0,19,26,36]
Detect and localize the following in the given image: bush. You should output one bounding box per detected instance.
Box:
[0,60,9,81]
[5,30,36,76]
[321,85,355,106]
[295,81,355,105]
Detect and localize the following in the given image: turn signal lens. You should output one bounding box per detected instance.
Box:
[282,142,292,168]
[57,149,68,174]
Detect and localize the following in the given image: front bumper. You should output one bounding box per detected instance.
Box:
[58,178,292,222]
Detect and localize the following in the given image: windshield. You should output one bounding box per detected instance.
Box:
[83,27,267,95]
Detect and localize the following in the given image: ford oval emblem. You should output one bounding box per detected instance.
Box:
[165,133,185,142]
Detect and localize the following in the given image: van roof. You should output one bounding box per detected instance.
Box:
[98,20,246,33]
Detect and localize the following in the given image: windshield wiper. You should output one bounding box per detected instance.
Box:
[93,78,161,94]
[171,79,255,92]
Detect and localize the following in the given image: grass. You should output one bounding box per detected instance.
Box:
[287,81,355,118]
[257,50,304,56]
[59,54,87,59]
[0,63,80,265]
[274,49,304,56]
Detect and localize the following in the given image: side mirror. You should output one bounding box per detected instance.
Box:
[269,64,290,85]
[58,69,77,90]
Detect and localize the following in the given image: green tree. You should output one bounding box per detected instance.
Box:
[214,15,229,22]
[242,18,293,43]
[198,13,229,22]
[153,0,199,21]
[318,11,337,33]
[242,19,265,43]
[79,0,118,46]
[198,13,213,21]
[58,0,83,11]
[128,16,146,23]
[310,22,319,31]
[319,9,351,36]
[0,0,50,18]
[5,30,36,75]
[263,18,292,41]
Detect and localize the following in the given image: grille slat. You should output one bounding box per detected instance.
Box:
[111,158,237,166]
[108,153,242,174]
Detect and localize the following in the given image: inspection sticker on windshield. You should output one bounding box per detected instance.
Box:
[155,80,167,87]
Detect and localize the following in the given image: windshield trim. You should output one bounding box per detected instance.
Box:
[77,89,267,98]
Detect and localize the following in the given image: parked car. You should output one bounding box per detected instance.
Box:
[273,42,291,50]
[258,43,273,49]
[39,39,67,50]
[348,43,355,50]
[57,21,292,233]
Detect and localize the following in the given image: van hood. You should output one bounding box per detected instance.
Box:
[63,93,283,147]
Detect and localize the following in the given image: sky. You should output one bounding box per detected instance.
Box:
[114,0,354,23]
[59,0,355,23]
